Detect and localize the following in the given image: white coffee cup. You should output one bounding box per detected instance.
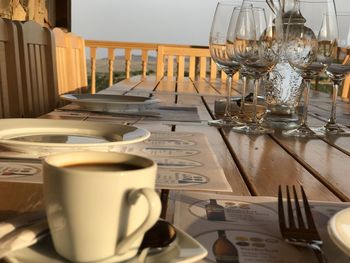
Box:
[43,151,161,262]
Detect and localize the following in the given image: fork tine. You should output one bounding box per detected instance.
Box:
[286,186,296,229]
[278,185,287,232]
[293,185,306,229]
[300,185,318,231]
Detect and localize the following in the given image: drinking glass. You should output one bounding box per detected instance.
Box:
[208,0,242,127]
[283,0,338,137]
[227,7,249,121]
[315,12,350,135]
[230,2,280,134]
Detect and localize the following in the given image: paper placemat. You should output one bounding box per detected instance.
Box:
[0,132,231,192]
[173,191,350,263]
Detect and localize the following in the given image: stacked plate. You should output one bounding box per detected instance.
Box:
[60,94,159,113]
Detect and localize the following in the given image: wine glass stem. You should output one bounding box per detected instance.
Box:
[224,73,233,118]
[252,78,260,125]
[301,79,311,127]
[329,80,341,125]
[240,75,247,114]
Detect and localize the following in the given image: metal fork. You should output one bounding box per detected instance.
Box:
[278,185,328,263]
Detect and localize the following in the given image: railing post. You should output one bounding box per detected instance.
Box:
[90,47,97,93]
[141,49,148,78]
[108,48,115,86]
[125,48,131,79]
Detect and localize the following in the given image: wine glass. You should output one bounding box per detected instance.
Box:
[208,0,243,127]
[315,12,350,135]
[230,2,280,134]
[283,0,338,137]
[227,0,282,123]
[226,6,250,122]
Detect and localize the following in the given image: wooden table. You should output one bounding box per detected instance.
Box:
[0,75,350,222]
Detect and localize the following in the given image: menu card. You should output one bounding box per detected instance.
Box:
[174,191,350,263]
[0,132,232,192]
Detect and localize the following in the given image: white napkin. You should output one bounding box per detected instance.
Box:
[0,211,48,258]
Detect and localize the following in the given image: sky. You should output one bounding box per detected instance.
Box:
[72,0,217,46]
[72,0,349,56]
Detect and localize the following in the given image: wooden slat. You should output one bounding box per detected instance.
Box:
[225,131,340,201]
[342,76,350,98]
[90,47,96,93]
[210,60,217,80]
[0,182,43,220]
[199,57,206,79]
[177,56,185,81]
[221,70,227,82]
[0,19,23,118]
[108,48,115,86]
[141,49,148,78]
[189,56,195,80]
[125,48,131,79]
[167,55,174,78]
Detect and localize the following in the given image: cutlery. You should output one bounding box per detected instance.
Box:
[139,219,177,253]
[0,219,49,258]
[278,185,328,263]
[136,219,177,262]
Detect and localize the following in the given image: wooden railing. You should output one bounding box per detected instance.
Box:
[84,40,350,99]
[84,41,225,93]
[85,40,159,93]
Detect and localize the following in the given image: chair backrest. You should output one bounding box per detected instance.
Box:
[53,28,87,94]
[53,28,88,95]
[67,32,88,93]
[15,20,58,117]
[156,45,230,82]
[53,27,70,95]
[0,18,22,118]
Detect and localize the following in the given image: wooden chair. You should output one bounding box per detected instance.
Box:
[53,28,88,95]
[15,20,58,117]
[0,18,22,118]
[156,45,238,82]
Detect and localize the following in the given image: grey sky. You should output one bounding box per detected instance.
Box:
[72,0,349,46]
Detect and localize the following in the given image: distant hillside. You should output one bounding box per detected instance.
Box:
[86,55,157,74]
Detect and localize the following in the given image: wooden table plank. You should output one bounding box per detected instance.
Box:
[0,182,43,220]
[224,130,340,201]
[175,79,250,196]
[273,135,350,201]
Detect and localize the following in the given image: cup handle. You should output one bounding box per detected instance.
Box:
[114,188,161,255]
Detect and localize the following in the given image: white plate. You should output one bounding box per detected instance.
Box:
[328,207,350,256]
[60,94,159,113]
[4,225,207,263]
[0,119,150,155]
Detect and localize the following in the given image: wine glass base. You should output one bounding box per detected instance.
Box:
[313,125,350,136]
[208,118,244,128]
[231,123,274,135]
[282,125,324,138]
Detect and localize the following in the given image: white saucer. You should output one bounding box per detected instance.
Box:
[328,207,350,257]
[3,225,207,263]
